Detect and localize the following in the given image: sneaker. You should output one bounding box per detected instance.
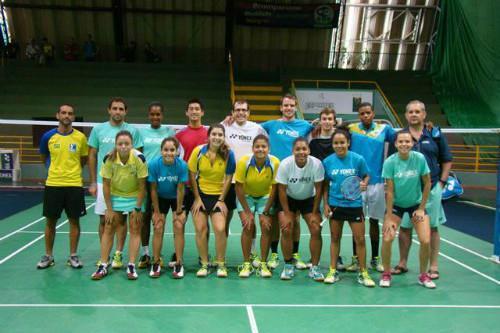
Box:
[168,253,177,268]
[292,253,307,270]
[111,251,123,269]
[370,256,384,273]
[280,263,295,280]
[199,255,214,268]
[173,263,184,279]
[267,253,280,269]
[238,262,254,278]
[91,263,108,280]
[217,262,228,278]
[336,256,346,271]
[67,255,83,269]
[346,256,359,272]
[358,270,376,287]
[127,264,138,280]
[418,273,436,289]
[37,255,54,269]
[96,257,110,267]
[250,253,261,269]
[324,267,340,284]
[258,262,272,278]
[308,265,325,282]
[196,264,210,277]
[149,262,161,278]
[379,272,392,287]
[138,254,151,269]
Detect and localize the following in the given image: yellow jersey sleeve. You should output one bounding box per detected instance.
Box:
[136,156,148,178]
[234,155,250,184]
[188,145,202,173]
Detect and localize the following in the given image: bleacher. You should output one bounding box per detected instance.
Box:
[0,61,231,125]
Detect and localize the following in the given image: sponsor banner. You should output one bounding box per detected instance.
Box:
[295,89,374,115]
[235,2,340,29]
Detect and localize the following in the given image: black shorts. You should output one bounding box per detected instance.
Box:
[276,196,315,215]
[225,183,237,211]
[43,186,86,219]
[330,206,364,223]
[183,187,195,214]
[158,197,178,214]
[145,182,153,214]
[199,191,221,214]
[391,204,425,219]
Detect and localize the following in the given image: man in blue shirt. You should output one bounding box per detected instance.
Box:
[393,100,452,280]
[261,94,316,270]
[347,103,396,272]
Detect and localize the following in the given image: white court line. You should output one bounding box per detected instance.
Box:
[439,237,490,260]
[246,306,259,333]
[410,238,500,285]
[0,217,46,242]
[457,200,495,211]
[0,303,498,309]
[0,203,95,265]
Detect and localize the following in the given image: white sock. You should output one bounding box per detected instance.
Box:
[142,246,149,256]
[251,238,256,253]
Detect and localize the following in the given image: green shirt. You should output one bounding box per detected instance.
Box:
[382,151,430,208]
[139,125,175,162]
[88,121,143,183]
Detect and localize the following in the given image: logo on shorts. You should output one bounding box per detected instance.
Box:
[69,144,77,152]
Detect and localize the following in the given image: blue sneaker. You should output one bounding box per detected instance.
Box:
[308,265,324,282]
[280,263,295,280]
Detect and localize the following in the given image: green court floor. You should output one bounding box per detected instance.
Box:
[0,197,499,333]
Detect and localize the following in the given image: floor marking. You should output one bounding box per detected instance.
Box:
[0,203,95,265]
[0,303,498,309]
[439,237,491,260]
[0,217,46,242]
[246,305,259,333]
[411,238,500,285]
[456,200,495,211]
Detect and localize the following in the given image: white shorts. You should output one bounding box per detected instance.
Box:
[94,182,106,215]
[361,183,385,221]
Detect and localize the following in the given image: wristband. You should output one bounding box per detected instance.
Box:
[262,211,270,216]
[439,179,447,186]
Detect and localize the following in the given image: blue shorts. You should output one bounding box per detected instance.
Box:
[111,196,144,213]
[237,194,274,215]
[401,183,446,228]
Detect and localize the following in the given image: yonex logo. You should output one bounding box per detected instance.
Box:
[228,134,252,141]
[289,176,312,184]
[101,138,115,143]
[158,176,179,182]
[276,129,299,138]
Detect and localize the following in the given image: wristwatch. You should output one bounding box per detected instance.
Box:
[134,207,141,212]
[262,211,270,216]
[439,179,447,186]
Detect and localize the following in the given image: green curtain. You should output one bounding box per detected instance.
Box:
[431,0,500,139]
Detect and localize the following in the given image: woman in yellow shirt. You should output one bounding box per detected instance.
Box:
[235,135,279,278]
[188,124,236,278]
[91,130,148,281]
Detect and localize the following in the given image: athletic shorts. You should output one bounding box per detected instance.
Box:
[43,186,86,219]
[183,187,195,214]
[401,183,446,229]
[236,194,274,215]
[361,183,385,220]
[199,191,223,214]
[225,183,237,211]
[329,206,364,223]
[158,197,178,215]
[276,196,314,215]
[94,182,106,215]
[391,204,426,219]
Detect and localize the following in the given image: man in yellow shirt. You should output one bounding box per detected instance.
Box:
[37,104,88,269]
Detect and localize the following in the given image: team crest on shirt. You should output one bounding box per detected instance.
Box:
[53,143,60,149]
[69,144,77,152]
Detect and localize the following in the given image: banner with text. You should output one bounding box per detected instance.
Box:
[235,2,340,29]
[296,89,374,115]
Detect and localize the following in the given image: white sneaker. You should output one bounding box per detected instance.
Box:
[418,273,436,289]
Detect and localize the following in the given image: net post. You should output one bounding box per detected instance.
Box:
[492,160,500,264]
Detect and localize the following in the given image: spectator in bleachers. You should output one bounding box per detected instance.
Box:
[83,34,97,61]
[64,37,79,61]
[144,42,161,63]
[25,38,40,61]
[120,41,137,62]
[6,38,20,59]
[40,37,55,65]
